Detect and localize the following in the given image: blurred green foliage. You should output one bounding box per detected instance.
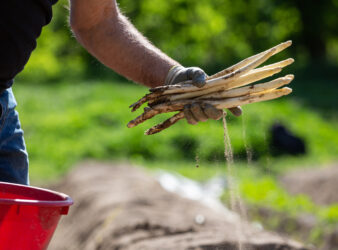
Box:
[14,80,338,181]
[240,176,338,226]
[237,174,338,246]
[16,0,338,83]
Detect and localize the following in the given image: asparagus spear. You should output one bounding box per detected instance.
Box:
[127,41,295,135]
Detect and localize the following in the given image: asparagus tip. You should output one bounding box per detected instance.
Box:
[144,129,156,135]
[285,40,293,46]
[127,122,134,128]
[282,87,293,94]
[285,74,295,81]
[285,58,295,65]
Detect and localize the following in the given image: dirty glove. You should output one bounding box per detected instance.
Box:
[165,65,242,125]
[165,65,207,88]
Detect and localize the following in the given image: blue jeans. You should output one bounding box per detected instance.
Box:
[0,88,29,185]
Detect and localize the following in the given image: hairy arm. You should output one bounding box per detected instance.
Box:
[69,0,179,88]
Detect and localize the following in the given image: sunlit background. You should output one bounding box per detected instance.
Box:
[13,0,338,248]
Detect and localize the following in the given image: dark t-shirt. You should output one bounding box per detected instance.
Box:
[0,0,57,91]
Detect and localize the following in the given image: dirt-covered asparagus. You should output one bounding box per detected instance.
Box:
[128,41,295,135]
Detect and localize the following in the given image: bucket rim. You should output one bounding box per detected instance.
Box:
[0,182,73,207]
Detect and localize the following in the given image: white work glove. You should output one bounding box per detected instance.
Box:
[165,65,242,124]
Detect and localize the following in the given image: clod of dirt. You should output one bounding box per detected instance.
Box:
[49,162,307,250]
[280,164,338,206]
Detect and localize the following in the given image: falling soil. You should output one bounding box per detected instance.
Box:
[222,112,249,250]
[222,112,236,212]
[195,154,200,168]
[241,116,253,165]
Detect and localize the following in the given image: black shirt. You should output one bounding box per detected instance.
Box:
[0,0,57,91]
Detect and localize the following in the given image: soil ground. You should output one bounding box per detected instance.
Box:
[49,161,307,250]
[280,164,338,206]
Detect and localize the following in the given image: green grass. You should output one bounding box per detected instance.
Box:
[239,175,338,225]
[235,171,338,246]
[13,80,338,182]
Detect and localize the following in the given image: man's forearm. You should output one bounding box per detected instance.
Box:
[69,0,179,87]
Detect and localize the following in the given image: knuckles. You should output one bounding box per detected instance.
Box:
[184,103,223,124]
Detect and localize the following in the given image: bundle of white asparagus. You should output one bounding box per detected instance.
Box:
[128,41,294,135]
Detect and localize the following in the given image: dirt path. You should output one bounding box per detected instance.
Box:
[49,161,307,250]
[280,164,338,206]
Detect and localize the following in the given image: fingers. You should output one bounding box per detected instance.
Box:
[187,67,207,88]
[184,103,223,125]
[228,106,243,117]
[184,105,198,125]
[202,103,223,120]
[191,103,208,122]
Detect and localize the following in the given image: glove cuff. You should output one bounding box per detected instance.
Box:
[165,65,184,85]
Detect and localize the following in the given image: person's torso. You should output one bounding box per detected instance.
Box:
[0,0,58,90]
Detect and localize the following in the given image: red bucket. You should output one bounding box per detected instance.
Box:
[0,182,73,250]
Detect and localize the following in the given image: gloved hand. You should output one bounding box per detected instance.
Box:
[165,65,207,88]
[165,65,242,125]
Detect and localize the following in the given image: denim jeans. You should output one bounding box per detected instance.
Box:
[0,88,29,185]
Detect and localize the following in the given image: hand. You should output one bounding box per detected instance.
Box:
[165,65,207,88]
[165,66,242,125]
[183,103,242,124]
